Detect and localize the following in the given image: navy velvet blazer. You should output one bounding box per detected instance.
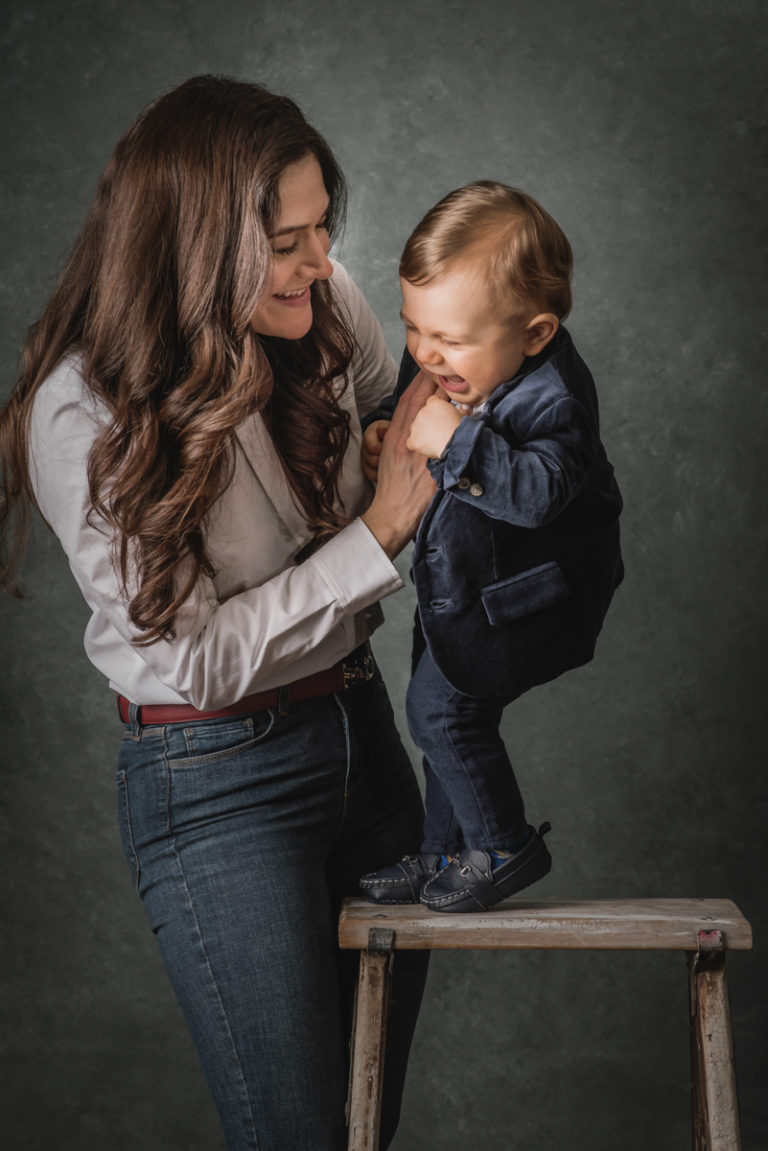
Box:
[391,326,624,699]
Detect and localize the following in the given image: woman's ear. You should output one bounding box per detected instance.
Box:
[523,313,559,356]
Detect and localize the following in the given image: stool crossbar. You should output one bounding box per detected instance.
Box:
[338,897,752,1151]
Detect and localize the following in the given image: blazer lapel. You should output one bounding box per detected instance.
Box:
[234,412,311,550]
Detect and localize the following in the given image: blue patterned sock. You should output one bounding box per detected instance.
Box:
[489,828,533,865]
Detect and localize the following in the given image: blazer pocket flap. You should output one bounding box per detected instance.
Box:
[481,561,570,625]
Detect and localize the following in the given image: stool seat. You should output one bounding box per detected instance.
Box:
[339,896,752,1151]
[339,895,753,951]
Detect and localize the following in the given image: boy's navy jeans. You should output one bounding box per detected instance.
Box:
[116,671,427,1151]
[406,648,530,854]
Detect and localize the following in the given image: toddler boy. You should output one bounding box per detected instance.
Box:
[360,182,623,912]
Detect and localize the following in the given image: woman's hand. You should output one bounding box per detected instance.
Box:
[361,419,390,483]
[361,371,438,558]
[407,393,462,458]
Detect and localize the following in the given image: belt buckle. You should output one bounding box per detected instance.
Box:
[342,644,375,688]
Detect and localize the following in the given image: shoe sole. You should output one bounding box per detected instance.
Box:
[361,893,424,905]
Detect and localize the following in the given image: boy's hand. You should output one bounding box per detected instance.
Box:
[406,393,462,459]
[361,419,390,484]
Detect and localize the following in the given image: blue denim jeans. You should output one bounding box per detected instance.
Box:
[406,648,529,854]
[116,670,427,1151]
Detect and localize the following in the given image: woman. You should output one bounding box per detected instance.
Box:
[0,75,436,1150]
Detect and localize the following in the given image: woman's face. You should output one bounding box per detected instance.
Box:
[250,153,334,340]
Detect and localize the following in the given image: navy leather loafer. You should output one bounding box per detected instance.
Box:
[359,853,443,904]
[419,823,552,912]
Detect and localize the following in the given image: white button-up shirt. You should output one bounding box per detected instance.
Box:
[28,262,403,708]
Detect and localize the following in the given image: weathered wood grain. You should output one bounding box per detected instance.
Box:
[690,939,742,1150]
[346,935,393,1151]
[339,897,752,952]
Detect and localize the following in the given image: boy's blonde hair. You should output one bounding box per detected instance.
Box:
[400,181,573,319]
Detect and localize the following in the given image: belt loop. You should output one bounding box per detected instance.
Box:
[278,685,290,717]
[128,701,142,737]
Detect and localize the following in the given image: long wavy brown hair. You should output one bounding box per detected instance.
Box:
[0,75,356,644]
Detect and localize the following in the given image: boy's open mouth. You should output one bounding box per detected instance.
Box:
[435,373,467,392]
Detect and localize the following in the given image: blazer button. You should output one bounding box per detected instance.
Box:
[457,476,471,490]
[469,482,484,497]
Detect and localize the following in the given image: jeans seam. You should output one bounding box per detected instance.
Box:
[177,840,260,1147]
[165,818,260,1147]
[117,769,141,891]
[159,731,259,1148]
[332,692,353,830]
[162,727,172,835]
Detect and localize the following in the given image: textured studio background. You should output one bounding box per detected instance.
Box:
[1,2,766,1148]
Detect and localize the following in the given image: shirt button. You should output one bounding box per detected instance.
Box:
[469,483,484,497]
[457,476,471,490]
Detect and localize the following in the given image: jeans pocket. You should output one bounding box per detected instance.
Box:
[177,712,276,765]
[165,712,280,834]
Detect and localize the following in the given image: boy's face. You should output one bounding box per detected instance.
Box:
[400,266,550,408]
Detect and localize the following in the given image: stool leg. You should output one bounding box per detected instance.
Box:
[347,929,395,1151]
[689,930,742,1150]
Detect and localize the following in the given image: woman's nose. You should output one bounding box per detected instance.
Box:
[300,232,333,280]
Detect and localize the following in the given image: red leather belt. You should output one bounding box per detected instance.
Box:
[117,644,375,726]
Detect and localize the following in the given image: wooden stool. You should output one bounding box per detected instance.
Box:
[339,897,752,1151]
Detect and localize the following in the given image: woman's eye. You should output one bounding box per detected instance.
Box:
[274,242,298,257]
[442,338,460,348]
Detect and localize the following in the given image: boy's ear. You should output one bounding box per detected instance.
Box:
[523,313,559,356]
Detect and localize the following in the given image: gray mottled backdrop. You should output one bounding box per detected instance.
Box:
[1,1,765,1148]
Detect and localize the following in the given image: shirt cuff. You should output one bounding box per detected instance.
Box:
[308,516,404,610]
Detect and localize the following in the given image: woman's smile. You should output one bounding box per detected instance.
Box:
[273,285,313,306]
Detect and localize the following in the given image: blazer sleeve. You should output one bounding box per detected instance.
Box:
[427,390,599,529]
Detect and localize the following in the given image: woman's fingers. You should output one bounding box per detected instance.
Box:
[360,373,437,558]
[388,371,437,439]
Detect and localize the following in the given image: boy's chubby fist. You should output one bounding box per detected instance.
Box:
[406,393,462,459]
[362,419,390,483]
